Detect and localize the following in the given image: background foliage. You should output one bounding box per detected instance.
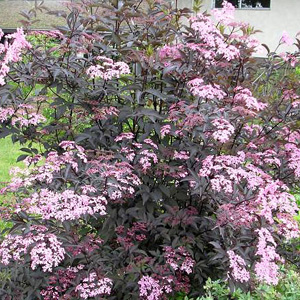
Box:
[0,0,299,299]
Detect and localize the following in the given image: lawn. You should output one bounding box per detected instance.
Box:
[0,136,25,184]
[0,137,25,231]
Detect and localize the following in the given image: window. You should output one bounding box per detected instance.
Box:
[214,0,271,9]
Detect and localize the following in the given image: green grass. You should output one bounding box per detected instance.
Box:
[0,137,25,185]
[0,137,25,232]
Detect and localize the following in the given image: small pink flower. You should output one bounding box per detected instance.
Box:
[281,31,293,46]
[227,250,250,283]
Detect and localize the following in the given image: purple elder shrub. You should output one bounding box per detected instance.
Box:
[0,0,300,299]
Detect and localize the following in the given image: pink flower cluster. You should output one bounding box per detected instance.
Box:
[160,124,171,138]
[138,275,164,300]
[0,226,65,272]
[75,272,113,299]
[4,141,87,193]
[87,160,141,202]
[115,134,161,174]
[227,250,250,283]
[217,203,256,228]
[92,106,119,121]
[189,12,239,62]
[139,149,158,173]
[254,228,283,285]
[0,28,32,85]
[199,153,299,240]
[187,78,226,100]
[285,143,300,178]
[86,56,130,80]
[0,104,46,128]
[233,87,267,116]
[174,150,189,160]
[212,1,235,25]
[159,45,182,66]
[281,31,294,46]
[279,52,299,67]
[164,246,195,274]
[114,132,135,142]
[28,189,107,221]
[138,247,195,299]
[212,118,235,143]
[0,107,14,122]
[168,101,204,132]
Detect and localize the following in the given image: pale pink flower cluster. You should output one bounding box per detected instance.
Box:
[227,250,250,283]
[164,246,195,274]
[276,213,300,240]
[114,132,135,142]
[189,13,239,62]
[212,1,235,25]
[188,78,226,100]
[254,228,282,285]
[198,153,299,240]
[168,101,204,132]
[233,87,267,115]
[173,150,189,160]
[138,276,164,300]
[144,138,159,149]
[279,52,298,67]
[139,149,158,173]
[217,203,256,228]
[87,160,141,201]
[12,104,46,127]
[199,152,245,177]
[211,175,233,193]
[116,135,160,173]
[244,36,264,53]
[261,184,297,238]
[4,141,87,192]
[281,31,294,46]
[0,28,32,85]
[0,229,65,272]
[86,56,130,80]
[282,89,299,102]
[212,2,263,53]
[92,106,119,121]
[160,124,171,138]
[28,189,107,221]
[282,89,300,107]
[120,147,136,162]
[0,107,14,122]
[246,149,281,167]
[75,272,113,299]
[0,104,46,128]
[159,45,182,66]
[285,143,300,178]
[212,118,235,143]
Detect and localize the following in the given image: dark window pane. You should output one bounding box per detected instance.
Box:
[241,0,271,8]
[215,0,239,8]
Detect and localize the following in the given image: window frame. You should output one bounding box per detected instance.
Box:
[212,0,271,10]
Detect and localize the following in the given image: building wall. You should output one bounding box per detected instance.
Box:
[177,0,300,55]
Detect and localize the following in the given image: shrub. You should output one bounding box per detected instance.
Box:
[0,0,299,299]
[186,266,300,300]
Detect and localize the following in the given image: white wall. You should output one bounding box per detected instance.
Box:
[177,0,300,55]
